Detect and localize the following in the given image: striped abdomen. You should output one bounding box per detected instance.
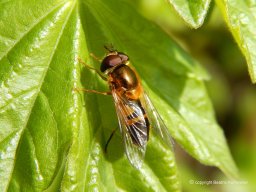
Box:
[125,100,150,147]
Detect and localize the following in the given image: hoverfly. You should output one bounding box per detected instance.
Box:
[78,46,173,169]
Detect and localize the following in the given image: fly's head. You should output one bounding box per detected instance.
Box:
[100,46,129,74]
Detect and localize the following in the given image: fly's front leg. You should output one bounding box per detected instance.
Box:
[90,53,102,62]
[73,87,111,96]
[77,57,107,81]
[75,57,110,95]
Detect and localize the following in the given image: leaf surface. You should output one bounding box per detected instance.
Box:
[167,0,211,28]
[215,0,256,83]
[0,0,238,191]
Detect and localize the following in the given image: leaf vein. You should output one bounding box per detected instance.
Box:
[0,1,66,62]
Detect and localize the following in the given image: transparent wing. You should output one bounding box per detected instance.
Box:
[141,91,174,149]
[112,91,147,169]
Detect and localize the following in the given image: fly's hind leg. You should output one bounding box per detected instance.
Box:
[104,128,118,153]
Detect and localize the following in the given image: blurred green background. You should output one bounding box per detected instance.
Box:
[138,0,256,191]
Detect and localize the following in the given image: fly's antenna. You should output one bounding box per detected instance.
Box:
[104,43,116,53]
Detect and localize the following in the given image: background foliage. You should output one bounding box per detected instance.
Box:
[140,0,256,191]
[0,0,255,191]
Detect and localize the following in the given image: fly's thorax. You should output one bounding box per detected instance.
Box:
[109,64,142,100]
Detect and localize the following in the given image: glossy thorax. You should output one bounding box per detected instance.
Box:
[101,51,142,100]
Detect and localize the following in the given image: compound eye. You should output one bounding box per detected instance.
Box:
[118,52,129,62]
[100,55,122,72]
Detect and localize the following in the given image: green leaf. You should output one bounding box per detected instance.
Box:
[166,0,212,28]
[0,0,238,191]
[215,0,256,83]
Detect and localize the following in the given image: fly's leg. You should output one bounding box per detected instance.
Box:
[75,57,110,95]
[104,128,117,153]
[90,53,102,62]
[73,88,111,96]
[77,57,107,81]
